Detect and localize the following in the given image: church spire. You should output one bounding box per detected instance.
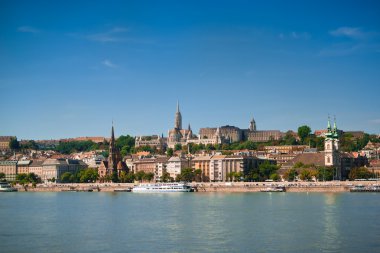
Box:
[249,116,256,131]
[327,115,331,132]
[174,101,182,130]
[111,122,115,143]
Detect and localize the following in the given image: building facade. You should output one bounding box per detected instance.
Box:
[166,156,190,179]
[135,135,167,151]
[0,161,17,181]
[0,136,13,151]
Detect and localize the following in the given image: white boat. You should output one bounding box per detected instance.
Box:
[132,183,193,193]
[0,181,18,192]
[260,185,286,192]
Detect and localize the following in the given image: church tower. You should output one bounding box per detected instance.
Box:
[108,124,120,172]
[175,101,182,130]
[324,117,340,168]
[249,117,256,131]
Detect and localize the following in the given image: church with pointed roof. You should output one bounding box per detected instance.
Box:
[98,124,127,181]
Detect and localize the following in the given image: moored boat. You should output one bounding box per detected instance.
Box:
[114,188,132,192]
[132,183,193,193]
[350,184,380,192]
[260,185,286,192]
[0,181,18,192]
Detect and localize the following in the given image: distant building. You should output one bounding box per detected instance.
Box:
[209,155,276,182]
[133,158,157,175]
[135,135,167,151]
[0,161,17,181]
[191,155,212,181]
[155,157,169,180]
[132,156,169,181]
[167,102,194,148]
[29,160,44,179]
[199,116,283,144]
[17,160,31,174]
[263,145,310,154]
[166,156,190,179]
[0,136,13,151]
[41,158,88,182]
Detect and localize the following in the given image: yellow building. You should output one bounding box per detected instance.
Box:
[0,136,13,151]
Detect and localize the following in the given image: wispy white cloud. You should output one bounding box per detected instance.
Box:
[329,27,377,40]
[18,26,40,33]
[85,26,129,42]
[102,59,117,68]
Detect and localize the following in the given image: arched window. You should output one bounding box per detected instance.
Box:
[327,144,330,149]
[327,157,330,163]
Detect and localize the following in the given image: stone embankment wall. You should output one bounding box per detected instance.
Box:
[15,183,135,192]
[13,181,377,193]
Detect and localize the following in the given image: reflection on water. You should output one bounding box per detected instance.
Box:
[0,192,379,253]
[321,194,341,253]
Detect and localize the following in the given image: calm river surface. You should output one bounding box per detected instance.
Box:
[1,192,379,253]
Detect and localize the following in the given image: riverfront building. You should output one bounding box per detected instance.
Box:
[0,161,17,181]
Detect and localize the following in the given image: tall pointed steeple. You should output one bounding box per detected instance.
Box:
[174,101,182,130]
[108,123,120,171]
[327,115,331,132]
[249,116,256,131]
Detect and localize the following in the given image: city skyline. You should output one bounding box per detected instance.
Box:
[1,0,380,139]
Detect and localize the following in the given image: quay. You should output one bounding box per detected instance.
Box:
[10,181,380,193]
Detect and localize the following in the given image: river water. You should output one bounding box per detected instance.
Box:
[0,192,379,253]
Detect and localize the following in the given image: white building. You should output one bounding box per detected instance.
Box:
[166,156,189,179]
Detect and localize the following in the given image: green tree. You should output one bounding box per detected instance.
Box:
[116,135,135,156]
[299,169,315,181]
[160,171,171,182]
[298,125,311,144]
[281,131,298,145]
[283,169,297,181]
[9,137,20,150]
[349,167,374,180]
[174,144,182,151]
[20,140,39,150]
[16,173,28,185]
[270,173,280,181]
[259,161,279,180]
[180,168,195,182]
[111,169,119,183]
[135,171,146,182]
[60,172,74,183]
[79,168,99,183]
[143,172,155,182]
[55,140,99,154]
[166,148,174,157]
[316,166,335,181]
[194,169,202,182]
[0,172,5,181]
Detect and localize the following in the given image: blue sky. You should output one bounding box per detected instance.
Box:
[1,0,380,139]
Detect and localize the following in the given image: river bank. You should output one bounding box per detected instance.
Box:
[12,181,379,193]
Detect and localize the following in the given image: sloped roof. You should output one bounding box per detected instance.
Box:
[284,152,325,167]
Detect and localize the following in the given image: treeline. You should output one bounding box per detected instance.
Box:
[15,173,42,186]
[283,166,336,181]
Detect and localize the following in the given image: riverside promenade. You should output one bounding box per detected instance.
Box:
[13,181,379,193]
